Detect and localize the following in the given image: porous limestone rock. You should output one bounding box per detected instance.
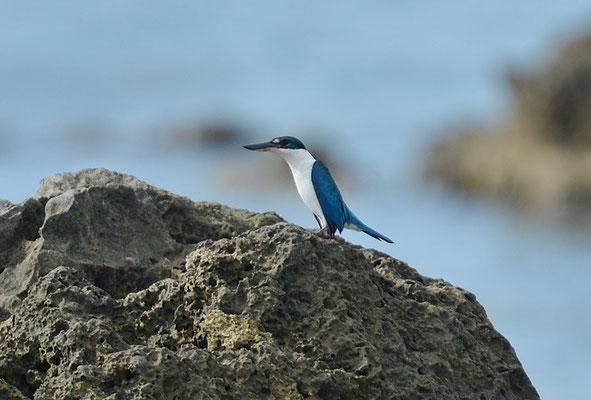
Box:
[0,168,539,399]
[0,168,282,304]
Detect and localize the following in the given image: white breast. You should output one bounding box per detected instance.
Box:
[275,148,326,228]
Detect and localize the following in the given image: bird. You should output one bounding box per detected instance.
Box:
[243,136,393,243]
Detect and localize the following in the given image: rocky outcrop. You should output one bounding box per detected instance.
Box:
[0,168,539,399]
[425,30,591,209]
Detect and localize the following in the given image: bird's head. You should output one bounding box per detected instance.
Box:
[243,136,306,152]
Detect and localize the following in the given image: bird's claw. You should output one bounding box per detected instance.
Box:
[316,227,335,239]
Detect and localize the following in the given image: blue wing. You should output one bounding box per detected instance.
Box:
[311,161,346,233]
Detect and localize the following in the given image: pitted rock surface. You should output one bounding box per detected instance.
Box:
[0,168,282,304]
[0,168,539,399]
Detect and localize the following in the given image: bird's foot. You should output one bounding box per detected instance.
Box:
[316,227,336,239]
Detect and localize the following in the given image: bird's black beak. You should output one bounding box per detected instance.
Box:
[242,141,275,151]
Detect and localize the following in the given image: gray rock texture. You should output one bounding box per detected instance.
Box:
[0,168,539,399]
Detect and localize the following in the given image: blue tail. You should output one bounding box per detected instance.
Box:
[344,206,393,243]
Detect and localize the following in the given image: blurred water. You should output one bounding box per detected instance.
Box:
[2,2,591,398]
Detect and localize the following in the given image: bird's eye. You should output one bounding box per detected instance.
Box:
[279,139,289,146]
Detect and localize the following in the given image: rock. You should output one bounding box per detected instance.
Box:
[0,378,29,400]
[509,32,591,146]
[0,168,539,399]
[425,30,591,210]
[35,168,151,199]
[0,168,283,304]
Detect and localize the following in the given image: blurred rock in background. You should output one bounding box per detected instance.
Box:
[62,120,113,151]
[153,118,252,152]
[425,30,591,211]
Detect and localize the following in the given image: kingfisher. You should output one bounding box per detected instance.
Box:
[243,136,393,243]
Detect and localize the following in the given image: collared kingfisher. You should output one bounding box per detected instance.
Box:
[243,136,393,243]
